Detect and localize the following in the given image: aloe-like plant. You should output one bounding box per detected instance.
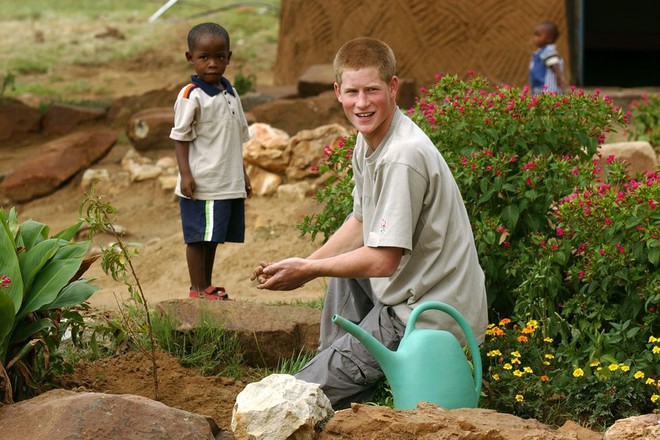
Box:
[0,208,99,403]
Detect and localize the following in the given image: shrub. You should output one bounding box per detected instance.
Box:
[515,168,659,368]
[0,208,98,403]
[481,317,659,428]
[408,74,626,314]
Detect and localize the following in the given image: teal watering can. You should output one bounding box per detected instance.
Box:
[332,301,482,410]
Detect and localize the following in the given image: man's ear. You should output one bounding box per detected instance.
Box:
[185,51,193,64]
[334,82,342,102]
[389,75,399,96]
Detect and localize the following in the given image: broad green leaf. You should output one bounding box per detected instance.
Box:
[48,280,99,309]
[648,247,659,266]
[50,240,89,262]
[16,219,49,252]
[500,204,520,231]
[52,220,83,241]
[11,318,53,343]
[19,258,82,317]
[18,238,60,293]
[0,292,15,362]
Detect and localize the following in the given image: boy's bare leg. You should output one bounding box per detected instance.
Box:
[186,242,207,292]
[203,242,218,288]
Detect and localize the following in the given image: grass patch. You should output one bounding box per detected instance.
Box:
[152,307,245,378]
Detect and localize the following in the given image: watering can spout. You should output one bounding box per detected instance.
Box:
[331,314,394,369]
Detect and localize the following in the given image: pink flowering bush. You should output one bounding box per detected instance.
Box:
[409,73,626,314]
[515,169,659,369]
[298,134,356,241]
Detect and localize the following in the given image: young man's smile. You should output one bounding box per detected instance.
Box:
[335,66,399,149]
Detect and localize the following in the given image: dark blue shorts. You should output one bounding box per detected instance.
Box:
[179,198,245,244]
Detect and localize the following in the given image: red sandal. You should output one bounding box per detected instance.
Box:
[189,285,229,300]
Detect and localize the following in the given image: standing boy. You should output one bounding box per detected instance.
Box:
[171,22,252,300]
[529,21,566,94]
[251,37,488,409]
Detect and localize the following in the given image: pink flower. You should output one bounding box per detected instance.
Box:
[616,244,625,253]
[606,154,616,164]
[599,249,605,256]
[604,218,612,226]
[557,228,565,236]
[309,165,318,172]
[650,199,657,210]
[578,271,585,279]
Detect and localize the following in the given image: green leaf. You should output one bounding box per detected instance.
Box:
[11,318,53,343]
[500,204,520,231]
[52,220,83,241]
[18,238,60,293]
[16,219,49,252]
[648,247,659,266]
[0,291,15,362]
[48,280,99,309]
[19,258,82,317]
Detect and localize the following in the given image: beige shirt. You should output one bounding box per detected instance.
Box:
[170,77,249,200]
[352,110,488,344]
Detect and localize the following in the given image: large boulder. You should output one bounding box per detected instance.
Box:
[0,98,41,142]
[155,299,321,368]
[596,141,658,177]
[126,107,175,151]
[0,130,117,202]
[41,103,107,136]
[247,91,348,136]
[604,414,660,440]
[0,389,218,439]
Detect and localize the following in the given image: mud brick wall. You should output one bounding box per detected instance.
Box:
[275,0,570,89]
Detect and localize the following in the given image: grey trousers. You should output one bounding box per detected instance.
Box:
[294,277,405,409]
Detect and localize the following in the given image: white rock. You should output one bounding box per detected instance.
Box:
[231,374,333,440]
[80,168,110,190]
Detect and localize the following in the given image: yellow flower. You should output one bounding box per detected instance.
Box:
[608,363,619,372]
[503,363,513,370]
[492,374,500,381]
[511,358,521,365]
[589,360,600,367]
[573,368,584,378]
[515,394,524,402]
[652,394,659,403]
[543,337,553,343]
[652,346,660,354]
[513,370,523,377]
[487,350,502,357]
[523,366,533,374]
[511,351,521,358]
[487,323,495,329]
[649,335,658,343]
[526,320,538,330]
[646,378,656,386]
[544,354,555,360]
[634,371,645,380]
[619,364,630,372]
[543,361,550,366]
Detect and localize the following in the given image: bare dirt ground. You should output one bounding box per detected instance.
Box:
[1,7,328,431]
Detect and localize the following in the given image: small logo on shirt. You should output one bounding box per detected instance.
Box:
[379,218,387,233]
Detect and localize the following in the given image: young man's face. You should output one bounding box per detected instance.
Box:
[335,66,399,148]
[186,34,231,85]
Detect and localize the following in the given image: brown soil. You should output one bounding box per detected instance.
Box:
[1,9,326,432]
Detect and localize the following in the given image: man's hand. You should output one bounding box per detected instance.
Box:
[250,258,312,291]
[179,173,196,199]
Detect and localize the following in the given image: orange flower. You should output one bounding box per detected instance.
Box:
[499,318,512,326]
[541,375,549,382]
[517,335,528,343]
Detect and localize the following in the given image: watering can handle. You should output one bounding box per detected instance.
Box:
[405,301,482,399]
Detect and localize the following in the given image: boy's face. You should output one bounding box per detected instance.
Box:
[334,66,398,148]
[186,34,231,85]
[533,25,553,48]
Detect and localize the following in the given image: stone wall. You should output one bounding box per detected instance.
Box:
[275,0,570,89]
